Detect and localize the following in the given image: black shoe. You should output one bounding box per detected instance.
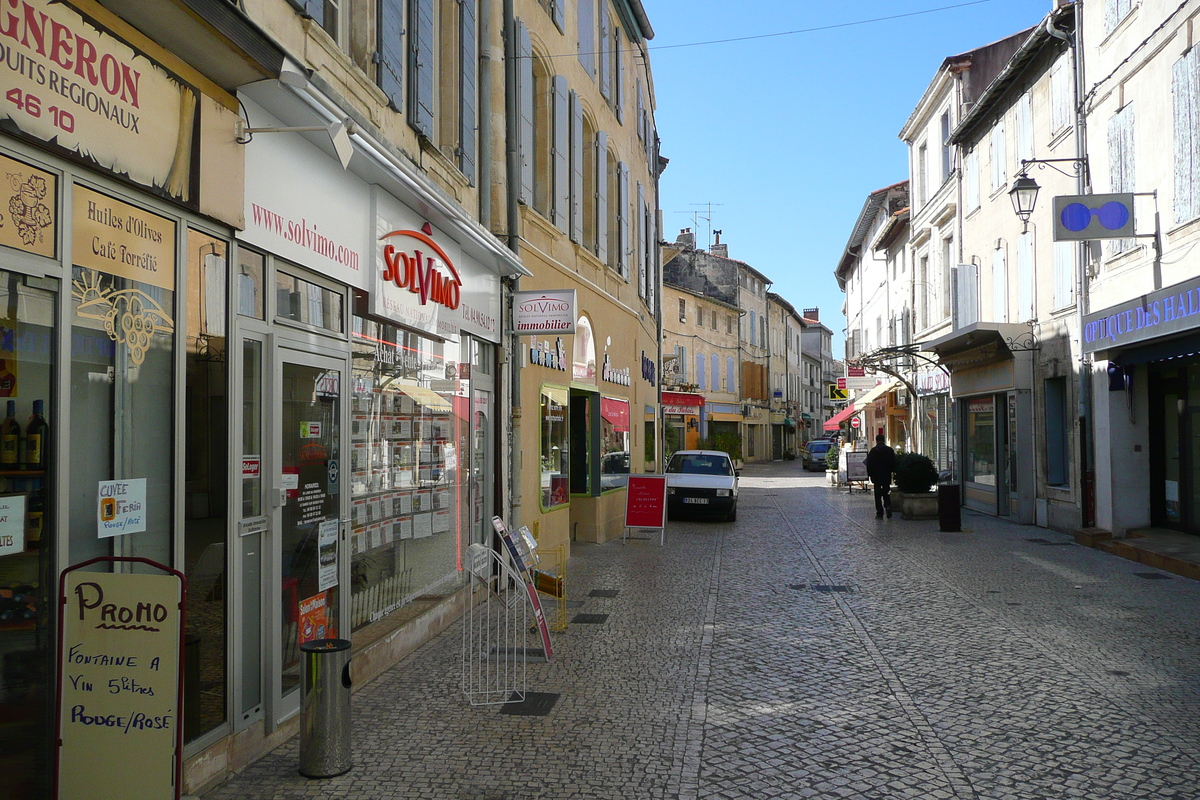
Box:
[886,509,892,518]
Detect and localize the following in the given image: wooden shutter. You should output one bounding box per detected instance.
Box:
[617,161,629,277]
[636,80,644,141]
[614,27,623,122]
[1108,105,1135,254]
[517,20,534,205]
[1016,93,1033,163]
[552,74,569,232]
[992,246,1008,322]
[408,0,435,139]
[459,0,478,185]
[1173,50,1199,224]
[1017,232,1033,322]
[578,0,595,75]
[598,10,611,101]
[569,91,584,243]
[636,182,646,298]
[377,0,404,111]
[551,0,564,32]
[596,131,608,263]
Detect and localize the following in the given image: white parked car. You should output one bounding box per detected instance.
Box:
[665,450,739,522]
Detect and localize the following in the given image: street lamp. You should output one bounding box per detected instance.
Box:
[1007,157,1089,231]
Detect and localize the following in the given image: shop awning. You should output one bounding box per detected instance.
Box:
[709,412,743,422]
[853,378,900,407]
[397,384,452,412]
[601,397,630,431]
[823,405,856,431]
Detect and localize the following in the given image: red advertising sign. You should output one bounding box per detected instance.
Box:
[242,456,261,478]
[847,366,866,377]
[624,475,667,529]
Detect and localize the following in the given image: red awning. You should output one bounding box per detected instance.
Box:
[601,397,630,432]
[661,391,704,407]
[823,404,856,431]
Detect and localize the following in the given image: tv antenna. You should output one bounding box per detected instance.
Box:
[690,202,723,249]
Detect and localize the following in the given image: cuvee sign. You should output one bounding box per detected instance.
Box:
[514,290,577,335]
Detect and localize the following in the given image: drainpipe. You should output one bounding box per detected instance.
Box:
[478,0,491,227]
[503,0,522,528]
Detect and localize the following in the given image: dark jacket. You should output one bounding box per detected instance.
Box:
[864,443,896,486]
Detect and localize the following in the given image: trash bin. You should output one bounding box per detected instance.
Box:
[938,483,961,532]
[299,638,353,778]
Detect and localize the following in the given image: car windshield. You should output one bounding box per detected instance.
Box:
[808,443,830,453]
[667,454,733,476]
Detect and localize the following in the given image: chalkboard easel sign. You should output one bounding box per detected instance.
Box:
[55,557,186,800]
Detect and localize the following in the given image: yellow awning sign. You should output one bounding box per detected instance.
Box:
[853,379,900,407]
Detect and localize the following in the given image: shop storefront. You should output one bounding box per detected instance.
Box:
[926,323,1034,522]
[1086,274,1200,536]
[915,369,953,472]
[0,0,247,793]
[663,391,704,453]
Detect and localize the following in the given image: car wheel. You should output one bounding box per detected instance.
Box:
[726,504,737,522]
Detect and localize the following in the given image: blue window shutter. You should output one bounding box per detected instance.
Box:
[637,182,646,299]
[570,91,584,244]
[552,74,570,232]
[636,80,644,141]
[712,354,720,390]
[377,0,404,111]
[552,0,565,32]
[408,0,435,139]
[614,27,623,123]
[697,352,705,391]
[617,161,629,278]
[459,0,478,185]
[517,19,534,205]
[598,10,611,100]
[578,0,595,75]
[596,131,608,263]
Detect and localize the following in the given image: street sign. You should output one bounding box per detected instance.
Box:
[850,417,861,429]
[837,377,847,390]
[829,385,849,401]
[847,366,865,377]
[1053,193,1135,241]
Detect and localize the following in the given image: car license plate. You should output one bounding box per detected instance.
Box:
[682,497,708,504]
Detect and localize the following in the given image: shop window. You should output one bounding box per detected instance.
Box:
[540,386,569,509]
[569,391,591,494]
[348,320,469,632]
[0,269,57,797]
[237,247,265,319]
[184,230,229,742]
[600,397,630,490]
[965,396,996,486]
[1045,378,1069,487]
[643,419,656,470]
[276,269,343,333]
[69,186,175,568]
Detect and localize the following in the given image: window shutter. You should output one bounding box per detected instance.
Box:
[712,355,719,391]
[551,0,564,32]
[598,11,611,101]
[1051,60,1070,133]
[1173,50,1198,224]
[1108,105,1135,255]
[408,0,435,139]
[614,27,624,122]
[965,150,979,211]
[569,91,584,243]
[552,74,570,232]
[459,0,478,185]
[1017,231,1034,322]
[636,80,644,141]
[578,0,595,75]
[697,352,705,391]
[595,131,608,263]
[617,161,629,278]
[517,20,534,205]
[990,121,1006,191]
[992,246,1008,323]
[1054,240,1074,309]
[637,182,646,299]
[377,0,404,111]
[647,205,657,309]
[1016,93,1033,163]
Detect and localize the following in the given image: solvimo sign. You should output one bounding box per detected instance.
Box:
[514,290,577,335]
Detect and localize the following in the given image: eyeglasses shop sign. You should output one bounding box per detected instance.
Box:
[514,290,576,335]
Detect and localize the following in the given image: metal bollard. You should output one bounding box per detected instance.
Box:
[298,638,353,778]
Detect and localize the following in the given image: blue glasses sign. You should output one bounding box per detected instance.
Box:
[1052,193,1135,241]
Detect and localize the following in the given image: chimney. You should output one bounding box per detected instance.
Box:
[675,228,696,249]
[803,307,819,322]
[709,229,728,259]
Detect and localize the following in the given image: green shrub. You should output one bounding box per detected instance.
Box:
[699,431,743,462]
[893,452,939,493]
[825,446,839,470]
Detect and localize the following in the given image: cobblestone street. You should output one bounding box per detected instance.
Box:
[205,461,1200,800]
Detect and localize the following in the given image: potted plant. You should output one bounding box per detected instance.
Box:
[891,452,940,520]
[825,446,839,485]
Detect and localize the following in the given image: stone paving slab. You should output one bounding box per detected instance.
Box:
[204,463,1200,800]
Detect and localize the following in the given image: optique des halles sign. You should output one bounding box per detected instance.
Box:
[514,290,577,335]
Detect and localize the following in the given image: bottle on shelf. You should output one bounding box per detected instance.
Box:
[1,400,20,466]
[25,488,43,550]
[24,399,47,471]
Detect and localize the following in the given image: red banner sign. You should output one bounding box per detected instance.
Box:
[624,475,667,529]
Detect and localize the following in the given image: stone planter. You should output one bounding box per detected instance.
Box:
[891,489,939,520]
[826,469,838,485]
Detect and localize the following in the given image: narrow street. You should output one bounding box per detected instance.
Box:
[205,461,1200,800]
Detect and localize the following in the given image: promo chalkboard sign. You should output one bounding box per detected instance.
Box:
[55,557,185,800]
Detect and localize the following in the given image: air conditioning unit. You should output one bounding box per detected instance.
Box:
[895,387,909,407]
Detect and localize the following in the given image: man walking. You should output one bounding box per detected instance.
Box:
[864,434,896,519]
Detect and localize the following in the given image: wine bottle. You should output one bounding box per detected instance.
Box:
[24,399,47,470]
[25,489,43,549]
[1,401,19,466]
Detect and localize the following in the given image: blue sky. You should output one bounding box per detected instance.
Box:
[646,0,1055,351]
